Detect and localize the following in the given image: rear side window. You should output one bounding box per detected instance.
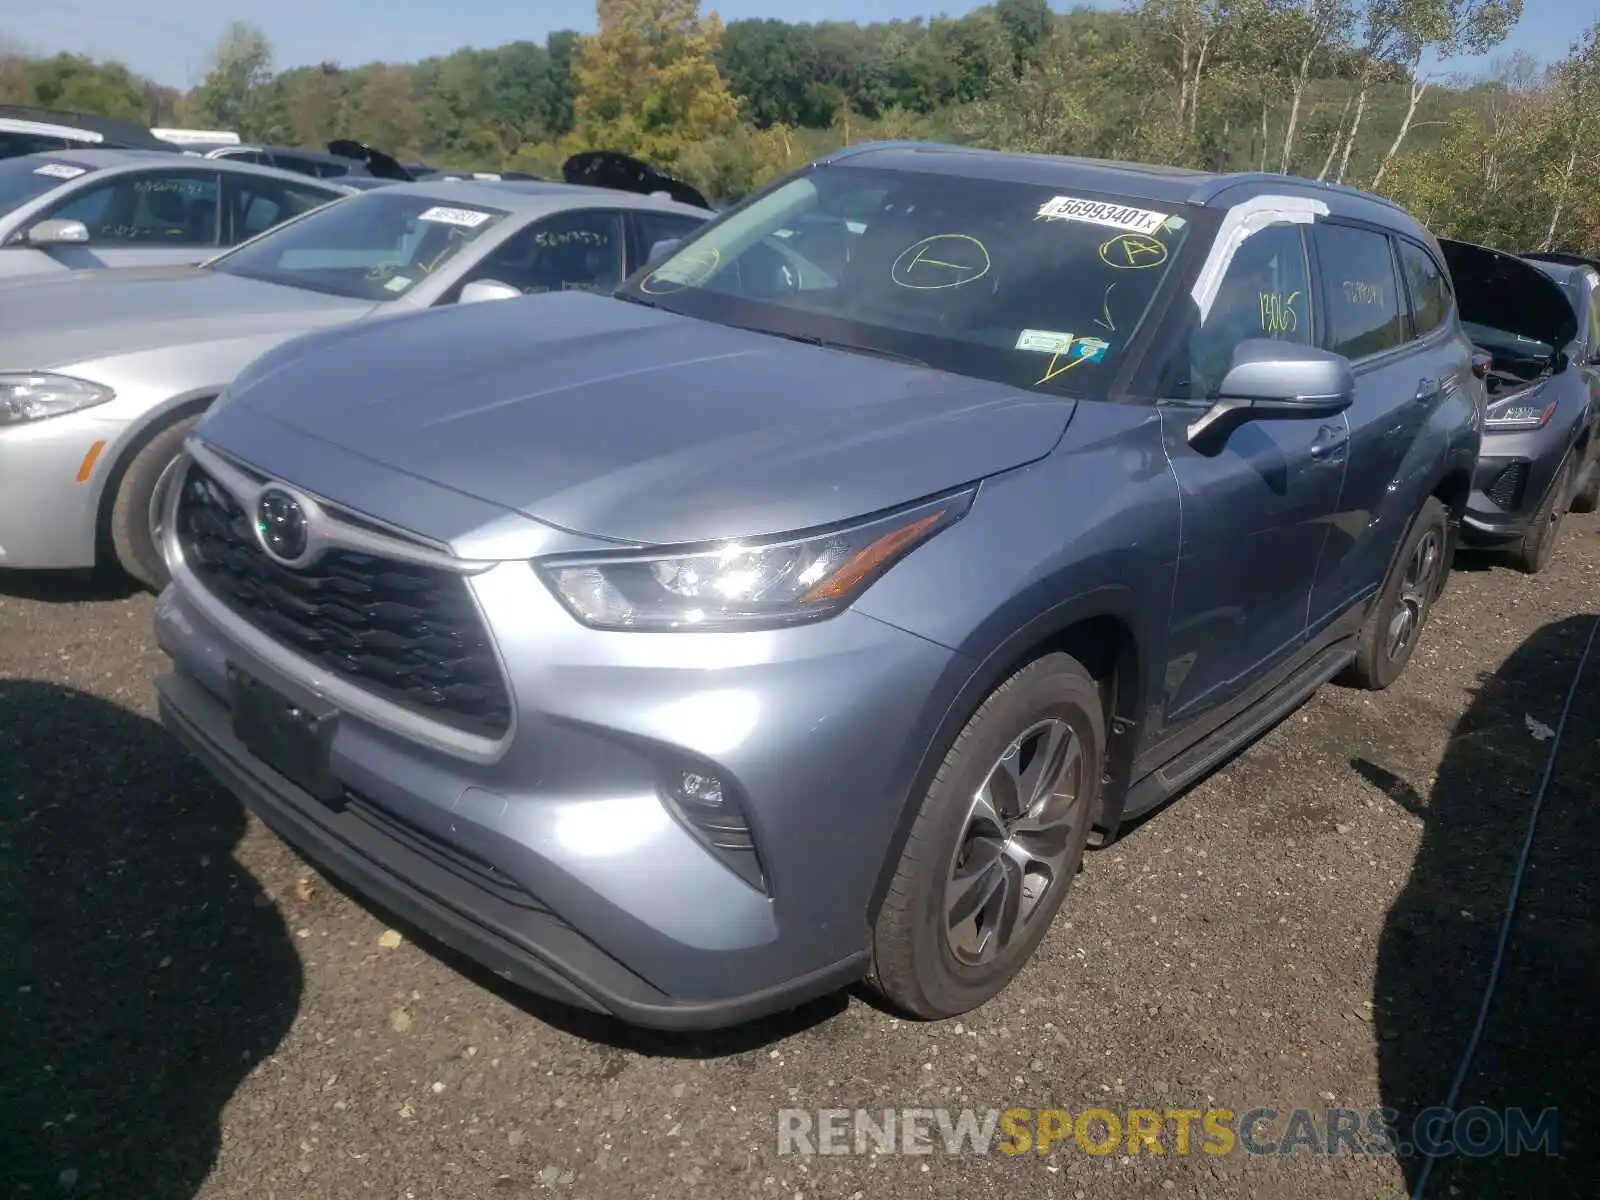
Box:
[1398,239,1452,336]
[47,169,220,246]
[226,175,339,242]
[1315,224,1406,359]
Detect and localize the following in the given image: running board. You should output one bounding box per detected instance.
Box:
[1090,639,1357,845]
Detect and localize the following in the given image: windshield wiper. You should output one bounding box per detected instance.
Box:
[613,291,659,309]
[745,327,929,368]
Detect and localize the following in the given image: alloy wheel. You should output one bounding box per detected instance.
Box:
[944,718,1086,966]
[1386,527,1442,662]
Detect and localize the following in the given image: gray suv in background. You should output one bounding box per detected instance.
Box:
[154,144,1481,1029]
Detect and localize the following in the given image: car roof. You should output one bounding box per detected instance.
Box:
[821,141,1423,237]
[6,148,356,191]
[0,105,173,152]
[361,178,712,218]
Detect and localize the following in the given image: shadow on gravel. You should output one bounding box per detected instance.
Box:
[1359,613,1598,1197]
[0,681,301,1199]
[0,568,140,604]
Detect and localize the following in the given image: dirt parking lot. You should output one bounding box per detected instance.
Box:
[3,517,1597,1200]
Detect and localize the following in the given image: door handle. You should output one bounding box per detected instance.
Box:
[1415,376,1440,403]
[1310,425,1348,460]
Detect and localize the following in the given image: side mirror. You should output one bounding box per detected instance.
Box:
[1187,338,1355,453]
[646,237,682,265]
[26,218,91,247]
[458,279,523,305]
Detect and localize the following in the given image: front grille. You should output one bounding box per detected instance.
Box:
[175,464,512,739]
[1487,462,1528,511]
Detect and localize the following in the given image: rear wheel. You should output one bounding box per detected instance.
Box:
[1510,455,1573,575]
[1340,496,1448,691]
[868,653,1103,1019]
[109,415,198,593]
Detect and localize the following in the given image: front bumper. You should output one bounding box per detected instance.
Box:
[1461,421,1574,543]
[0,410,121,569]
[157,667,867,1029]
[154,546,957,1028]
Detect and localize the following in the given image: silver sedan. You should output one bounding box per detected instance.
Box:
[0,178,711,588]
[0,148,356,279]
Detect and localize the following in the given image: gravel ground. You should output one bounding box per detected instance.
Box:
[3,515,1597,1200]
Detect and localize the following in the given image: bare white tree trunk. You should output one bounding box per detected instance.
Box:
[1371,66,1428,190]
[1544,145,1580,249]
[1189,34,1212,137]
[1260,104,1271,171]
[1336,85,1367,183]
[1318,94,1354,180]
[1278,47,1314,174]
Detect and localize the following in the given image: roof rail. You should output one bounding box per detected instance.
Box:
[1193,170,1409,213]
[816,139,974,165]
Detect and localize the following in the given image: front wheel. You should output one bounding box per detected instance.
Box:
[1339,495,1449,691]
[1510,455,1572,575]
[868,653,1104,1019]
[108,414,199,593]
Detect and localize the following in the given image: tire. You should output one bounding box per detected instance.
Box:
[108,414,199,593]
[1569,452,1599,514]
[868,652,1104,1019]
[1510,454,1573,575]
[1339,495,1449,691]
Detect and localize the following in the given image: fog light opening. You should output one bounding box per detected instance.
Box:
[663,767,768,892]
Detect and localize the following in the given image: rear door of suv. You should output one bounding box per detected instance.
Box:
[1305,222,1465,635]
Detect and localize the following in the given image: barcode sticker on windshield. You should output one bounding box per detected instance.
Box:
[33,162,86,180]
[1036,196,1170,234]
[417,205,491,228]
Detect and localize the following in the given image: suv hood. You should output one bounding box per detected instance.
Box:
[1440,238,1579,352]
[561,151,711,209]
[0,266,376,369]
[218,291,1074,546]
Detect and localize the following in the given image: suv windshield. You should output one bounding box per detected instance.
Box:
[0,156,97,218]
[621,164,1199,394]
[211,190,508,301]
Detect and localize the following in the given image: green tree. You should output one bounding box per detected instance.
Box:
[572,0,741,175]
[1539,20,1600,249]
[1368,0,1523,187]
[280,64,347,146]
[191,21,277,138]
[351,64,422,154]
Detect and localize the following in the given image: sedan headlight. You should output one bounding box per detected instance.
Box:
[1483,395,1555,431]
[539,487,977,631]
[0,373,114,425]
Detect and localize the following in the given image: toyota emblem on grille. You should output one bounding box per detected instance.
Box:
[256,487,310,563]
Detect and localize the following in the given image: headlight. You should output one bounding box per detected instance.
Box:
[1483,396,1555,431]
[0,373,114,425]
[538,487,977,631]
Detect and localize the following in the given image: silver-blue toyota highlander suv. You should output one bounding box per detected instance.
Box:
[154,144,1483,1029]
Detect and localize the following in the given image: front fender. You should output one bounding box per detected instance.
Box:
[853,412,1181,918]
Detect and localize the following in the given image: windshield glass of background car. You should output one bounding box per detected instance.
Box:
[0,157,93,219]
[211,191,508,301]
[624,166,1196,395]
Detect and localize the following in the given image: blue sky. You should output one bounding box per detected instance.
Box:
[0,0,1587,90]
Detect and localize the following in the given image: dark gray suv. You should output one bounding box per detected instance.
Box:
[153,144,1481,1029]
